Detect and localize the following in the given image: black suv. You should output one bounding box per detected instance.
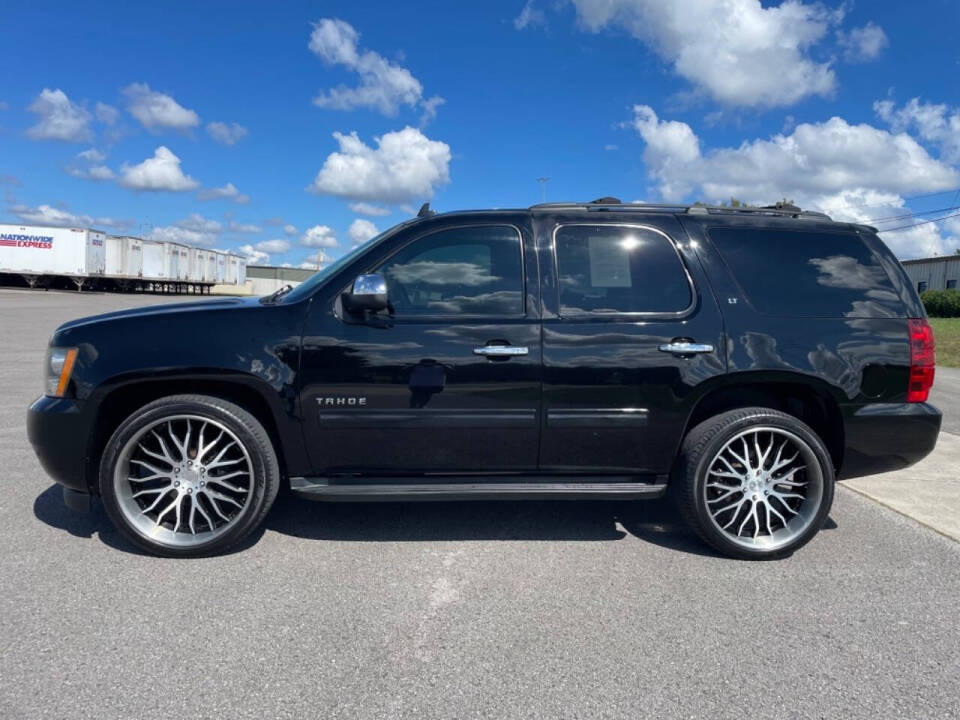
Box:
[27,200,941,559]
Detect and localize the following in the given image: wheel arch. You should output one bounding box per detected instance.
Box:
[85,374,297,494]
[681,372,845,474]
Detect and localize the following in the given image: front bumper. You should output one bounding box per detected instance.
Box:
[839,402,942,480]
[27,395,91,494]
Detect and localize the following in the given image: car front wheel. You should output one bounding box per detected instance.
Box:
[675,407,835,560]
[99,394,280,557]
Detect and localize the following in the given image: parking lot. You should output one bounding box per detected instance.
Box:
[1,289,958,719]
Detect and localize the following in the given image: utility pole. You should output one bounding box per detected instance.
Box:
[537,177,550,203]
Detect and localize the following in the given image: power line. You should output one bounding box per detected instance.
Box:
[867,204,960,224]
[877,210,960,233]
[834,187,960,211]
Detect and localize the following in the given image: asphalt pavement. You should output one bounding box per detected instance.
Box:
[1,289,958,720]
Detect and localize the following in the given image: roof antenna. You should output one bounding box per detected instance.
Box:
[417,202,435,218]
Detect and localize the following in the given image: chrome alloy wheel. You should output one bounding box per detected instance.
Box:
[703,426,824,552]
[113,415,254,548]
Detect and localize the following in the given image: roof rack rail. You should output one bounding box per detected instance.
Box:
[686,204,831,220]
[530,201,687,213]
[530,200,831,221]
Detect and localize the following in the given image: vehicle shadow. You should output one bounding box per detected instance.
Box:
[32,484,146,555]
[32,483,268,557]
[33,484,837,559]
[262,491,723,557]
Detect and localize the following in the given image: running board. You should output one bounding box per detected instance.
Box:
[289,477,667,502]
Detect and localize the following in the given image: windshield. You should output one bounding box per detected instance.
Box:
[278,221,412,304]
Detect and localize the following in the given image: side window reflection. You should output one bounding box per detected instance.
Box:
[376,226,523,316]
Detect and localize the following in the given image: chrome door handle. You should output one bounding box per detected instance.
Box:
[658,342,714,355]
[473,346,529,357]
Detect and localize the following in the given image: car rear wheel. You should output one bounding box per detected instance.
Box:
[674,407,834,560]
[99,394,280,557]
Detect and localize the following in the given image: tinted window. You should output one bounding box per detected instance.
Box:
[376,225,523,316]
[918,281,928,293]
[947,280,957,290]
[555,225,691,315]
[708,228,902,318]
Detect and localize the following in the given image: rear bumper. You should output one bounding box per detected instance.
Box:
[27,395,91,493]
[840,402,942,480]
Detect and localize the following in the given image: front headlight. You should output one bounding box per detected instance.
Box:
[45,347,78,397]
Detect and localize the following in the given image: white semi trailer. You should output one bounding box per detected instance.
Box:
[0,224,106,289]
[0,223,247,293]
[105,235,145,278]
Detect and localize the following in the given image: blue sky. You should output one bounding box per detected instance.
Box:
[2,0,959,264]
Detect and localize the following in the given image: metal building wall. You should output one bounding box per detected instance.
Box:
[902,257,960,291]
[245,265,315,283]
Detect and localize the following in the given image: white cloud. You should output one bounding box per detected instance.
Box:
[119,146,200,192]
[301,224,338,248]
[149,226,215,246]
[206,121,249,146]
[122,83,200,132]
[308,126,451,204]
[349,202,391,216]
[67,165,115,181]
[76,148,106,163]
[228,219,261,234]
[95,102,118,125]
[348,218,379,246]
[418,95,445,126]
[26,89,93,142]
[838,22,888,63]
[631,105,960,258]
[197,182,250,204]
[514,1,546,30]
[818,191,959,260]
[604,144,619,151]
[309,18,443,122]
[67,147,114,181]
[178,213,222,233]
[284,224,298,236]
[237,243,270,265]
[148,214,222,246]
[255,238,291,253]
[10,202,129,229]
[299,261,321,269]
[568,0,840,107]
[874,97,960,164]
[632,105,959,203]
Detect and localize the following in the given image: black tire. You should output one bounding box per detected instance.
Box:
[99,394,280,558]
[674,407,835,560]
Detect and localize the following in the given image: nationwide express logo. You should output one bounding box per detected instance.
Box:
[0,234,54,249]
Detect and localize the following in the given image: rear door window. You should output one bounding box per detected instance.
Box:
[554,225,692,315]
[707,227,902,318]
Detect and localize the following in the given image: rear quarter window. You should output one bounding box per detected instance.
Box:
[707,227,903,318]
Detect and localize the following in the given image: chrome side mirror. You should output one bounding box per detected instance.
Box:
[343,273,389,313]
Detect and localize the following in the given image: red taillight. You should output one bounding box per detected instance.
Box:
[907,318,935,402]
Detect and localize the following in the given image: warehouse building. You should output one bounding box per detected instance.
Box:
[901,255,960,294]
[244,265,316,295]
